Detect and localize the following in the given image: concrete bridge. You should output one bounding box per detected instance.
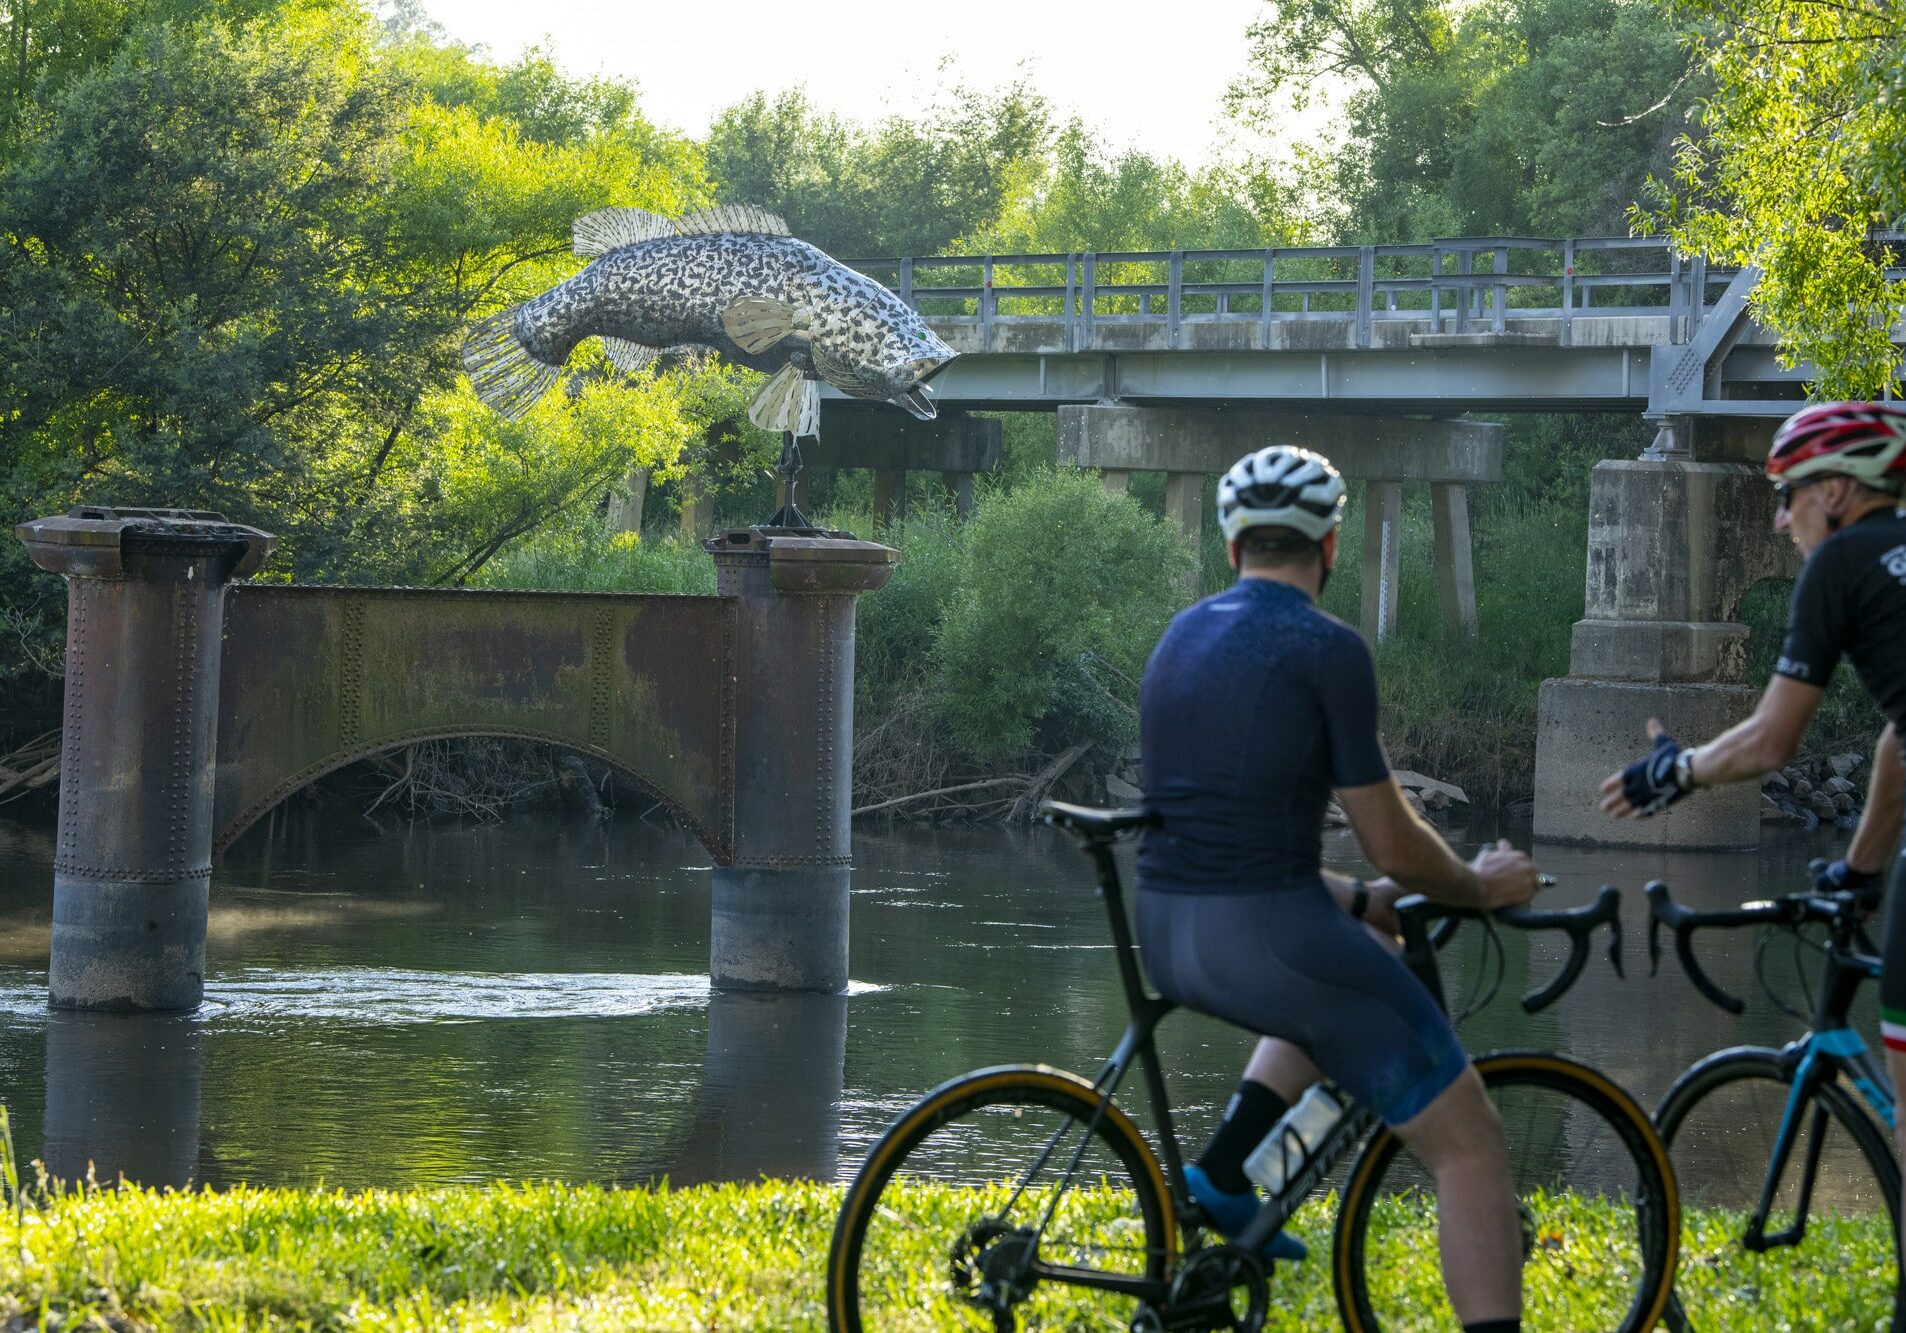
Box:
[826,235,1905,850]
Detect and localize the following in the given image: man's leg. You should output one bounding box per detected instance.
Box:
[1391,1064,1522,1326]
[1879,848,1906,1328]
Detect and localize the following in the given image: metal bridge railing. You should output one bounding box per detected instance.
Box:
[847,235,1906,355]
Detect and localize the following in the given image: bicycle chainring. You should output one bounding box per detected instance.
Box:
[1162,1244,1270,1332]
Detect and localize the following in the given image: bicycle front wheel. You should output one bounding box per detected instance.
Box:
[1333,1050,1678,1333]
[827,1064,1176,1333]
[1655,1045,1900,1331]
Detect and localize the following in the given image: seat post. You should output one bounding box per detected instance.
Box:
[1091,843,1153,1014]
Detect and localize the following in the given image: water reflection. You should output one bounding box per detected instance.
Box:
[672,992,848,1184]
[42,1011,201,1188]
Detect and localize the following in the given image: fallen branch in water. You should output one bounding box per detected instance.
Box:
[852,776,1025,817]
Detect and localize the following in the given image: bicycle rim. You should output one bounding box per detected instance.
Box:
[1334,1051,1677,1333]
[1656,1046,1899,1331]
[827,1064,1174,1332]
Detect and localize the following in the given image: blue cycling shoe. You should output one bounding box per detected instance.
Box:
[1184,1163,1308,1262]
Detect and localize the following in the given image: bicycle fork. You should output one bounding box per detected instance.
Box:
[1747,1034,1890,1252]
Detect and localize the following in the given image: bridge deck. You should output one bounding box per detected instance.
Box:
[829,236,1903,414]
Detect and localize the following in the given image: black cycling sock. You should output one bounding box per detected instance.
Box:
[1197,1080,1288,1194]
[1461,1321,1518,1333]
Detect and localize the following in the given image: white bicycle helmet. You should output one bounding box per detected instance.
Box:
[1217,446,1347,543]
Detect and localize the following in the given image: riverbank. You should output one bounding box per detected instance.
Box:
[0,1173,1887,1330]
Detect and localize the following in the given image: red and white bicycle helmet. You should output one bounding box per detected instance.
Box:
[1766,401,1906,492]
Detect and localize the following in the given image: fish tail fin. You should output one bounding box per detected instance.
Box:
[462,308,561,419]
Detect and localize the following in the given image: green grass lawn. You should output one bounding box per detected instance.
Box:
[0,1177,1891,1330]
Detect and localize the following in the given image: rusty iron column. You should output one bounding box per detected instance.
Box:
[17,508,274,1011]
[707,529,896,992]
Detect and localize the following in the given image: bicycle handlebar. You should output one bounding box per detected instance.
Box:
[1396,883,1623,1014]
[1644,879,1884,1015]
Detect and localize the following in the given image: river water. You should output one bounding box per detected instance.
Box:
[0,809,1874,1191]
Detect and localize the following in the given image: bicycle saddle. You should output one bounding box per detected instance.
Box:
[1039,800,1160,840]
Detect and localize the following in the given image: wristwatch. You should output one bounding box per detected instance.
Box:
[1673,748,1697,792]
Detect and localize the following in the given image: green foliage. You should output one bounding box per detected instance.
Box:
[848,503,968,713]
[1230,0,1697,239]
[1634,0,1905,397]
[704,82,1052,256]
[471,529,717,595]
[936,471,1194,762]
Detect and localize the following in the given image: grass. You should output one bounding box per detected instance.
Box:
[0,1171,1894,1331]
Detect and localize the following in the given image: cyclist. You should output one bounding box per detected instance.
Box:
[1598,400,1906,1323]
[1137,444,1538,1333]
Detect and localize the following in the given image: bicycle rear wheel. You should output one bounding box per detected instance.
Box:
[827,1064,1176,1332]
[1655,1045,1899,1331]
[1333,1050,1678,1332]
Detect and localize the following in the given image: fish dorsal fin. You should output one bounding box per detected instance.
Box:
[676,204,790,237]
[573,207,676,259]
[600,337,658,374]
[747,363,821,437]
[722,297,809,354]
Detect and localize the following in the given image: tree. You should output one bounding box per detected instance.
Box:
[1228,0,1697,239]
[1634,0,1904,397]
[704,81,1052,256]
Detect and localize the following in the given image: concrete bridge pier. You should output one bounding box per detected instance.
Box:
[1058,405,1502,641]
[17,509,273,1011]
[707,529,896,991]
[1534,450,1793,847]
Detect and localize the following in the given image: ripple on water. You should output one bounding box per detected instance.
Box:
[0,969,884,1028]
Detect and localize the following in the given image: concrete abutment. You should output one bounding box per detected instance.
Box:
[1533,456,1794,847]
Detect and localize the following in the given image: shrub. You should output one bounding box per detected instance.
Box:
[934,470,1194,761]
[471,528,717,595]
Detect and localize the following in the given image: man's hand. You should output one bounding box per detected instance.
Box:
[1600,719,1693,819]
[1469,837,1539,909]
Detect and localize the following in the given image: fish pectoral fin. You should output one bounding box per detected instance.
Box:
[748,363,821,437]
[721,298,809,354]
[600,338,660,374]
[573,207,676,258]
[676,204,791,237]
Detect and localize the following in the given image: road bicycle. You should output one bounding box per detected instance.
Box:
[827,802,1679,1331]
[1647,877,1900,1329]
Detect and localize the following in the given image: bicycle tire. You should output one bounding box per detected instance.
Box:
[1654,1045,1900,1331]
[1333,1050,1678,1333]
[827,1063,1176,1332]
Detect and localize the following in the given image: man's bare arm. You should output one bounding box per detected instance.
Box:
[1846,723,1903,876]
[1337,779,1535,910]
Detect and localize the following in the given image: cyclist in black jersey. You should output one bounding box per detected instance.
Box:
[1600,400,1906,1324]
[1139,444,1538,1333]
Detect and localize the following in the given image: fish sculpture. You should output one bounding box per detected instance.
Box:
[462,203,957,437]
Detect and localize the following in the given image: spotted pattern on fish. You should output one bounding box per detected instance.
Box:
[462,224,956,428]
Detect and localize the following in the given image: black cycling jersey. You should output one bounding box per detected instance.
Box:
[1137,577,1390,892]
[1774,507,1906,730]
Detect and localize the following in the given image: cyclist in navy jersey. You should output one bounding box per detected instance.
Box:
[1600,401,1906,1326]
[1138,444,1538,1333]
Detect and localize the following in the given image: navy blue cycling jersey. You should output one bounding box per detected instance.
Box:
[1138,577,1390,891]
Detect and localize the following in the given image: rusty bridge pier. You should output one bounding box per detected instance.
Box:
[708,529,895,992]
[17,509,273,1011]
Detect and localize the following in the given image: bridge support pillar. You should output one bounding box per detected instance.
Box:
[872,469,905,526]
[1431,483,1479,638]
[1361,480,1404,643]
[1534,460,1791,847]
[707,529,897,992]
[16,508,273,1010]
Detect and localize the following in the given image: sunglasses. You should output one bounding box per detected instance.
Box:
[1774,477,1828,511]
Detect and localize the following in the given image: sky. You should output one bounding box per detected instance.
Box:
[417,0,1274,167]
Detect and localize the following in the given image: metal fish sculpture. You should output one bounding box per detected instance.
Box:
[462,203,956,436]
